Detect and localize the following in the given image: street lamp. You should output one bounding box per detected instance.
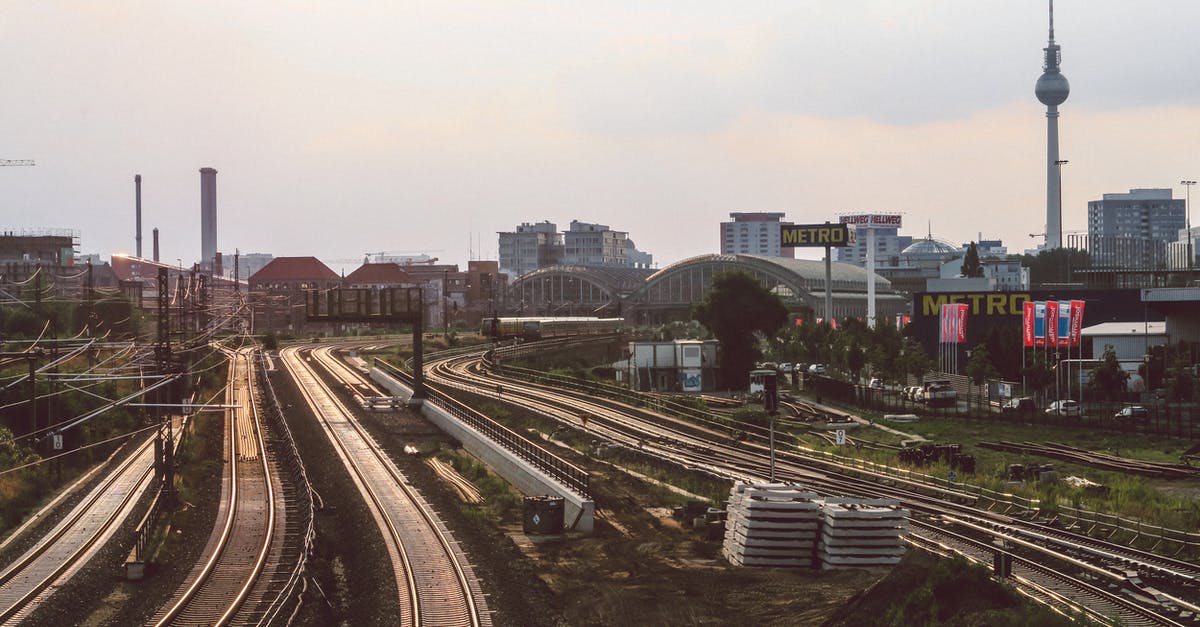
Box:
[1182,180,1195,273]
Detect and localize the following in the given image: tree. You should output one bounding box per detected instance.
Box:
[1016,248,1091,287]
[961,242,984,278]
[692,271,789,390]
[965,343,1000,386]
[1089,345,1129,400]
[1021,352,1054,402]
[847,341,866,382]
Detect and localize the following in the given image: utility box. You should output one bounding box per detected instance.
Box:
[523,495,565,535]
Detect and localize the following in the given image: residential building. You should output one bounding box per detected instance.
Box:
[720,212,794,258]
[563,220,627,267]
[834,227,912,267]
[498,221,562,278]
[1087,188,1185,268]
[248,257,341,331]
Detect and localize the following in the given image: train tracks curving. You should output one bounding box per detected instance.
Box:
[279,344,488,627]
[151,346,279,626]
[413,341,1199,625]
[0,431,164,623]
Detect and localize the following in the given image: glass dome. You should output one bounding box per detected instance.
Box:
[901,238,959,256]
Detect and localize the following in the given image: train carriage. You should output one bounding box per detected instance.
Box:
[481,316,623,341]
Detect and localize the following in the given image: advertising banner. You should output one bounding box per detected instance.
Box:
[1069,300,1086,347]
[1033,301,1046,347]
[938,304,949,343]
[1057,300,1071,347]
[1022,301,1035,347]
[1045,301,1059,346]
[955,303,968,344]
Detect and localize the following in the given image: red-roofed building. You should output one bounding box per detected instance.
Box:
[343,263,418,287]
[249,257,341,331]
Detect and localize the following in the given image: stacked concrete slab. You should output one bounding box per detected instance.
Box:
[818,497,909,569]
[722,484,910,569]
[721,483,820,567]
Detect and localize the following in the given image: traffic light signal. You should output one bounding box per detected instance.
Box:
[763,372,778,414]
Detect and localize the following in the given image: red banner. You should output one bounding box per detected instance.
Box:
[1022,301,1035,347]
[1069,300,1086,347]
[1045,301,1059,346]
[954,303,968,344]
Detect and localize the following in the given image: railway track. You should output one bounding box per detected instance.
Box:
[0,430,165,623]
[151,346,279,626]
[279,344,488,627]
[411,342,1199,624]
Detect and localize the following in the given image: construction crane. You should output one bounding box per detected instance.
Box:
[1,159,35,167]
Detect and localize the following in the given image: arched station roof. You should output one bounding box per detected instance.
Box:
[626,254,903,323]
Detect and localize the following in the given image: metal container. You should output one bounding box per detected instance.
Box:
[523,495,565,534]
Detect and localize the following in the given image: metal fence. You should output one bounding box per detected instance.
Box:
[375,358,591,499]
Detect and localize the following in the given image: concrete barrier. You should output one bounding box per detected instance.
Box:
[371,368,595,533]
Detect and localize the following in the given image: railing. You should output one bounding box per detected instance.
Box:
[1048,504,1200,559]
[255,350,317,624]
[375,359,591,499]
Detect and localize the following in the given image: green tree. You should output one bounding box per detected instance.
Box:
[692,271,789,390]
[847,341,866,383]
[1166,356,1196,402]
[1021,352,1054,402]
[961,242,984,278]
[1089,345,1129,400]
[965,343,999,386]
[1016,248,1091,287]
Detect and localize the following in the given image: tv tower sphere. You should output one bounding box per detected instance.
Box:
[1036,70,1069,106]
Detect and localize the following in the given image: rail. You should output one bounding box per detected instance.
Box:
[254,350,317,625]
[375,358,590,499]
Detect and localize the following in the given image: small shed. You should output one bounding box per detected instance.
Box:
[623,340,719,392]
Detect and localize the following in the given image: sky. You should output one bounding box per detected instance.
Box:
[3,1,1200,274]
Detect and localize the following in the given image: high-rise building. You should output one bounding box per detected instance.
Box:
[720,212,794,258]
[1087,188,1185,268]
[498,221,562,277]
[834,227,912,267]
[1035,0,1070,250]
[563,220,627,266]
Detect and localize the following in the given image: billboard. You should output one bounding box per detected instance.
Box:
[839,214,903,228]
[780,223,853,247]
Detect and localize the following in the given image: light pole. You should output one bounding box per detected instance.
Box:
[1182,180,1195,273]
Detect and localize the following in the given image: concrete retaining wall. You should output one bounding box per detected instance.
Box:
[371,368,594,533]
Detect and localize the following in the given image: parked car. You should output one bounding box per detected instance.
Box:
[868,378,883,390]
[808,364,827,375]
[1045,400,1081,416]
[1114,405,1149,422]
[1002,397,1037,414]
[780,363,794,374]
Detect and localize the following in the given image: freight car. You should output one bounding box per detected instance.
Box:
[481,317,623,341]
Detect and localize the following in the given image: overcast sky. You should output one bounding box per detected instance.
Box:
[3,1,1200,273]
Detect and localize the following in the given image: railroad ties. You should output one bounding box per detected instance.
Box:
[721,483,909,570]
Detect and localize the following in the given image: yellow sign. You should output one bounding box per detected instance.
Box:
[920,292,1032,317]
[780,224,852,247]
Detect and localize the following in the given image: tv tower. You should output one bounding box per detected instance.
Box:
[1035,0,1069,250]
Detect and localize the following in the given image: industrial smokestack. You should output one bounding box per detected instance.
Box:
[200,167,218,270]
[153,227,160,262]
[135,174,143,258]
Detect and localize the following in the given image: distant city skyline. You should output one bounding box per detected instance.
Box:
[2,1,1199,271]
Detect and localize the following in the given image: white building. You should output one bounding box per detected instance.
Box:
[720,212,795,258]
[563,220,628,267]
[835,227,912,267]
[623,340,719,392]
[937,257,1029,290]
[498,221,562,278]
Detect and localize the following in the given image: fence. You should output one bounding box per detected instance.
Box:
[376,358,591,498]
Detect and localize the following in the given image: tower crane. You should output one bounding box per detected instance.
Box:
[1,159,35,167]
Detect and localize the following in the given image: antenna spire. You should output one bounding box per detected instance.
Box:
[1049,0,1055,43]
